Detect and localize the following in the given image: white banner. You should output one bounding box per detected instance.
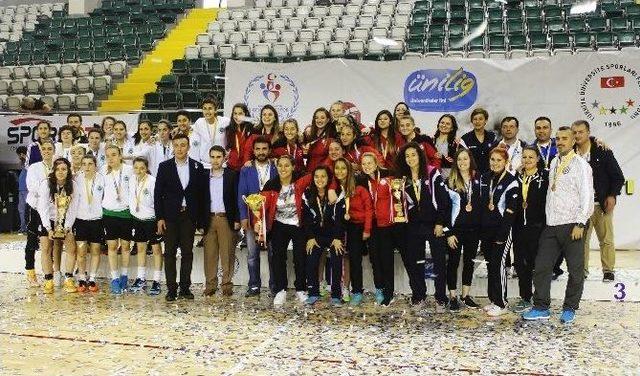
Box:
[224,51,640,249]
[0,113,140,166]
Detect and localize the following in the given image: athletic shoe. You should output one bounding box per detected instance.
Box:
[149,281,161,296]
[320,282,330,297]
[603,272,615,282]
[63,278,77,293]
[245,287,260,297]
[462,296,480,309]
[350,293,363,306]
[374,289,384,305]
[222,287,233,297]
[77,280,87,293]
[88,281,99,293]
[130,278,147,293]
[380,296,393,307]
[119,275,128,292]
[522,308,551,321]
[560,309,575,324]
[486,305,509,317]
[342,286,351,303]
[295,291,308,303]
[53,271,62,288]
[178,289,195,300]
[512,299,532,313]
[26,269,40,288]
[43,279,54,294]
[435,300,448,313]
[110,278,122,295]
[449,297,461,312]
[273,290,287,306]
[305,296,320,306]
[331,298,342,306]
[165,291,177,301]
[483,303,497,312]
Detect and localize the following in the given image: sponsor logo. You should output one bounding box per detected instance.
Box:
[579,64,640,128]
[244,73,299,120]
[403,68,478,112]
[6,117,59,145]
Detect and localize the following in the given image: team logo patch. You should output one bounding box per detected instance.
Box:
[563,166,571,174]
[128,148,134,154]
[404,68,478,112]
[143,189,149,195]
[97,185,103,191]
[193,140,200,147]
[244,73,299,120]
[123,176,129,182]
[579,63,640,128]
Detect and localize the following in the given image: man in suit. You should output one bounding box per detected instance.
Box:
[155,133,208,301]
[203,145,240,297]
[238,137,277,297]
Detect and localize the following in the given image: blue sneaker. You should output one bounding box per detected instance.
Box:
[350,292,363,306]
[522,308,551,321]
[119,275,128,292]
[560,310,575,324]
[148,281,161,296]
[130,278,146,293]
[110,278,122,295]
[305,296,320,306]
[331,298,342,306]
[374,289,384,305]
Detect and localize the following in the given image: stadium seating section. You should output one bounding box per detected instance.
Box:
[141,0,639,114]
[0,0,195,111]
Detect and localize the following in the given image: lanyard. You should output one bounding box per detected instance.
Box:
[367,171,380,203]
[287,143,297,157]
[135,175,147,212]
[111,168,123,201]
[412,178,421,203]
[521,172,535,207]
[488,170,507,209]
[380,137,388,159]
[84,176,95,205]
[537,142,551,168]
[552,151,576,191]
[317,195,327,227]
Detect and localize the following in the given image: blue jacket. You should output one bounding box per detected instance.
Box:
[237,161,277,221]
[18,168,27,192]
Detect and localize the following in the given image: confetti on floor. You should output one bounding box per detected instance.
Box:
[0,273,638,375]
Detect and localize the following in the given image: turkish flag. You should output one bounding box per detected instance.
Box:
[601,76,625,88]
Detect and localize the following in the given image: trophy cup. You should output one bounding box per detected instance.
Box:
[244,194,266,248]
[391,178,407,223]
[52,189,71,239]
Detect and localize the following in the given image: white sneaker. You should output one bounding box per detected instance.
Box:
[483,303,496,312]
[295,291,308,303]
[273,290,287,306]
[53,271,62,288]
[486,305,510,317]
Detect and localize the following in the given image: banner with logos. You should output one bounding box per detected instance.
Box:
[0,113,140,166]
[225,51,640,248]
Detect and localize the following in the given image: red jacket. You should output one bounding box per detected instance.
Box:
[361,172,395,228]
[346,185,373,234]
[365,132,404,171]
[397,134,441,169]
[343,143,383,168]
[227,128,251,171]
[271,140,305,173]
[259,173,312,232]
[306,136,332,172]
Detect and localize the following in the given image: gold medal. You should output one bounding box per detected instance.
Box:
[488,203,495,211]
[523,201,528,209]
[465,203,473,212]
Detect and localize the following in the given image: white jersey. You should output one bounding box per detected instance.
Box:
[26,161,51,208]
[129,174,156,221]
[110,139,136,165]
[100,164,134,212]
[133,140,153,161]
[54,142,73,161]
[192,116,231,169]
[84,143,107,171]
[148,141,174,176]
[36,180,80,231]
[74,172,105,221]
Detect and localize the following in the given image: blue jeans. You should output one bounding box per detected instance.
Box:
[246,229,261,290]
[18,191,27,232]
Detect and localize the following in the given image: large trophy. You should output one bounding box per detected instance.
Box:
[391,177,407,223]
[244,194,266,248]
[52,189,71,239]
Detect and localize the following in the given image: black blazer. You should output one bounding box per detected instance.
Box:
[203,167,239,229]
[584,137,625,207]
[154,157,208,228]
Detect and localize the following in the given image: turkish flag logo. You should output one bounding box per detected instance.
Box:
[601,76,625,88]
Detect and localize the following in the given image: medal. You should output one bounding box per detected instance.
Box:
[465,203,473,212]
[488,170,506,213]
[488,203,495,211]
[522,202,528,209]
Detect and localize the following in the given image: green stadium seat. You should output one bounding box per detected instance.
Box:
[508,20,524,34]
[78,28,92,39]
[93,37,107,49]
[93,27,106,38]
[156,74,177,90]
[610,18,629,31]
[407,38,424,52]
[187,59,204,74]
[449,24,465,37]
[626,5,640,17]
[425,37,444,53]
[508,34,527,50]
[93,50,108,61]
[195,74,214,91]
[489,35,506,51]
[529,32,548,49]
[525,7,542,21]
[63,50,77,63]
[450,10,466,22]
[547,20,566,33]
[204,59,223,74]
[468,10,485,23]
[428,24,446,38]
[544,6,563,21]
[488,20,504,35]
[506,9,522,21]
[588,18,607,32]
[468,36,485,51]
[595,32,616,48]
[573,32,593,49]
[138,35,154,51]
[125,47,141,64]
[63,40,77,50]
[448,37,465,51]
[488,8,503,21]
[431,10,448,24]
[409,25,426,38]
[77,38,92,50]
[617,31,637,47]
[568,19,585,33]
[414,1,429,12]
[551,33,571,49]
[181,90,201,108]
[77,50,93,63]
[48,51,63,64]
[172,59,187,75]
[160,92,181,109]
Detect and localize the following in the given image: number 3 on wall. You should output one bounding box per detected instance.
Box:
[613,282,626,301]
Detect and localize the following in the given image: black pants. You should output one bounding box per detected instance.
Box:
[480,227,511,308]
[307,238,342,298]
[367,224,384,290]
[446,228,480,291]
[346,222,366,294]
[24,204,40,270]
[164,211,196,293]
[513,224,543,302]
[269,221,306,294]
[372,226,401,301]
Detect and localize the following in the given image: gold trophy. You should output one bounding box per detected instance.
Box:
[52,189,71,239]
[391,178,407,223]
[244,194,266,248]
